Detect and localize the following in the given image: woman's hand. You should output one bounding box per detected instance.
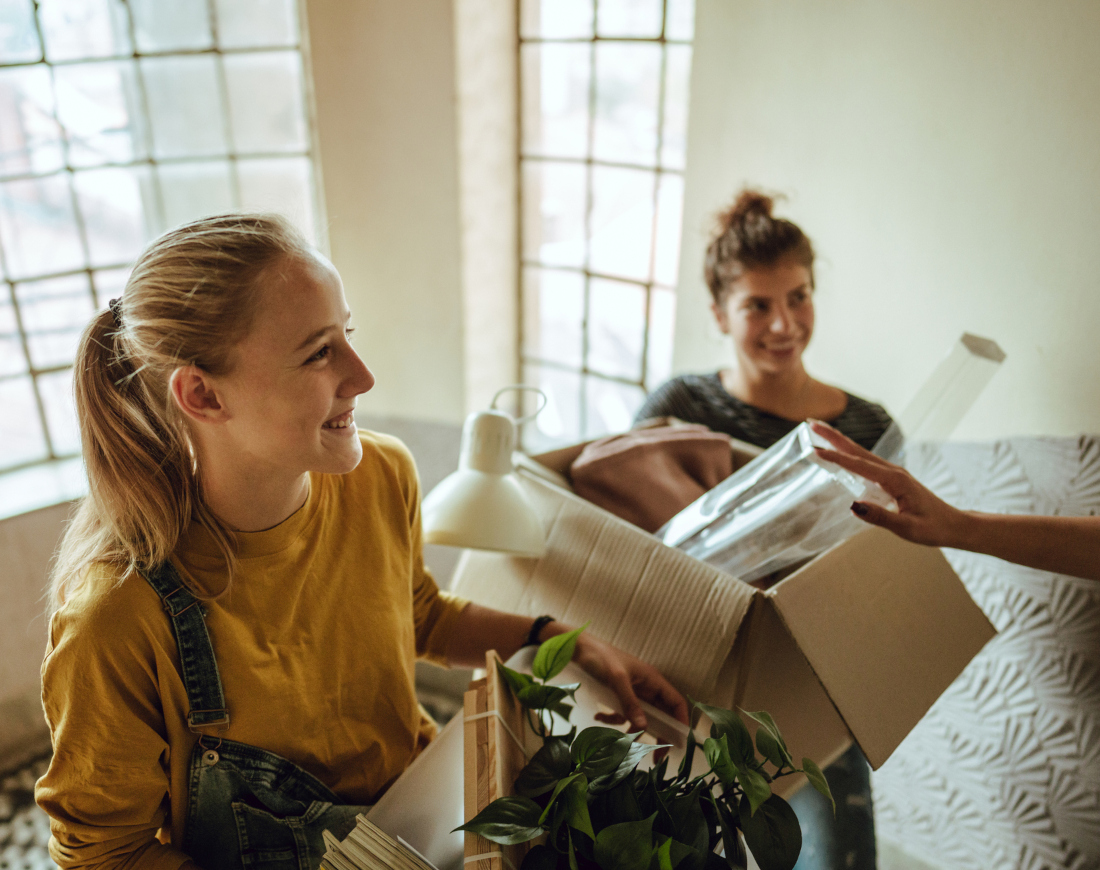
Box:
[809,420,970,548]
[570,631,690,732]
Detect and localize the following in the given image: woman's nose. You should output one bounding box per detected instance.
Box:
[769,304,793,333]
[342,348,375,396]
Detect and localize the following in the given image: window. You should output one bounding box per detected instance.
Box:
[0,0,319,517]
[518,0,694,450]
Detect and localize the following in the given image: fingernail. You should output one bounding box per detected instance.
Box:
[851,502,869,517]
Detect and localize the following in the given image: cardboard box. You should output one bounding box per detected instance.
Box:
[451,444,996,783]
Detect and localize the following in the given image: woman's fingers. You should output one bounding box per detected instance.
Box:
[809,419,874,458]
[604,666,648,732]
[814,446,910,497]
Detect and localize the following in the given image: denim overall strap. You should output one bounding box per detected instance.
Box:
[141,561,230,731]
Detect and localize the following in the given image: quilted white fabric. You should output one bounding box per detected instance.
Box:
[872,437,1100,870]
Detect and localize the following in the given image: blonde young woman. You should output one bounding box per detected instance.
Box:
[36,214,688,870]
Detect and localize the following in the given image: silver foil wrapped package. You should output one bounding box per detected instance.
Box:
[657,422,896,583]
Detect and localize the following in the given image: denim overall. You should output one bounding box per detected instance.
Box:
[143,562,369,870]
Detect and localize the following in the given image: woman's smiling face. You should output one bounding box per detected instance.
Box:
[211,250,375,478]
[711,260,815,377]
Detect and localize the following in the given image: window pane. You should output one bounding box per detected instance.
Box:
[522,160,586,268]
[38,367,79,455]
[587,277,645,381]
[596,0,662,38]
[521,43,590,160]
[215,0,298,49]
[583,375,644,439]
[224,51,308,154]
[0,175,85,279]
[0,289,27,376]
[0,0,41,63]
[589,165,654,282]
[522,362,582,451]
[55,61,146,168]
[653,172,683,286]
[0,66,65,179]
[646,287,675,391]
[92,265,130,305]
[660,45,692,170]
[157,160,236,228]
[15,272,92,368]
[520,0,593,40]
[593,42,661,166]
[130,0,212,53]
[142,55,228,159]
[0,375,48,468]
[666,0,695,41]
[73,165,151,266]
[39,0,131,62]
[523,266,584,369]
[237,156,315,242]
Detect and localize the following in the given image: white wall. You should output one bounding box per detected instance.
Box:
[303,0,467,425]
[675,0,1100,441]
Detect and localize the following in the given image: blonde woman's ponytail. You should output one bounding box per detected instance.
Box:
[50,213,312,610]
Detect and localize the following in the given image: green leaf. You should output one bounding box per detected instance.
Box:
[594,814,657,870]
[738,795,801,870]
[656,837,674,870]
[734,763,772,817]
[455,796,546,845]
[591,740,664,794]
[676,729,697,782]
[518,683,571,711]
[558,774,595,840]
[742,711,793,768]
[497,663,536,698]
[521,845,560,870]
[515,738,573,798]
[753,728,785,770]
[702,736,737,788]
[693,701,754,767]
[572,727,636,778]
[660,781,708,853]
[800,757,835,816]
[710,794,745,870]
[533,623,588,681]
[666,840,697,870]
[589,775,644,831]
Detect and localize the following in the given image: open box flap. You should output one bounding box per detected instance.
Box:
[767,527,996,768]
[452,468,756,702]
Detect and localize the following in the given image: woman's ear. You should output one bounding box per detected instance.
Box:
[169,365,228,424]
[710,298,730,335]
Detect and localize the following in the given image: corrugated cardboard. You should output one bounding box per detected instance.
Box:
[451,448,996,777]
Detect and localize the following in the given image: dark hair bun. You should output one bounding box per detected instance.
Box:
[704,188,814,302]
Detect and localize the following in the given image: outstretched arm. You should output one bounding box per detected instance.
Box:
[811,421,1100,582]
[446,603,689,731]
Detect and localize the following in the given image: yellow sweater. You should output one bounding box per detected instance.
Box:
[36,432,469,870]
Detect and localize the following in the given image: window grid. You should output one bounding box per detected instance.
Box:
[518,0,691,447]
[0,0,318,477]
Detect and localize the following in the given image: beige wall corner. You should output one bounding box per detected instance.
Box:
[454,0,520,415]
[675,0,1100,440]
[303,0,466,424]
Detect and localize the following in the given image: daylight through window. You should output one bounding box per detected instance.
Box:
[0,0,318,515]
[518,0,694,450]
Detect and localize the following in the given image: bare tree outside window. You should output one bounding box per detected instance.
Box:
[519,0,693,451]
[0,0,320,517]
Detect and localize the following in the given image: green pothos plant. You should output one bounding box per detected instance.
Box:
[455,627,834,870]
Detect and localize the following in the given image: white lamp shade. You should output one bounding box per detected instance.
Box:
[422,409,546,558]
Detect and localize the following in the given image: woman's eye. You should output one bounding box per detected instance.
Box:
[308,345,331,363]
[345,327,356,342]
[790,291,808,305]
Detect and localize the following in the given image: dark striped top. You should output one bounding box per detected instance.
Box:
[635,372,893,451]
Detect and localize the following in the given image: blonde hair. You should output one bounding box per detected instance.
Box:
[49,213,314,610]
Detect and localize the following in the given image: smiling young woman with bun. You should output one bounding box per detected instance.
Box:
[638,190,890,870]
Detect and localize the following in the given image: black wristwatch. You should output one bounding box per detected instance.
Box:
[525,615,555,647]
